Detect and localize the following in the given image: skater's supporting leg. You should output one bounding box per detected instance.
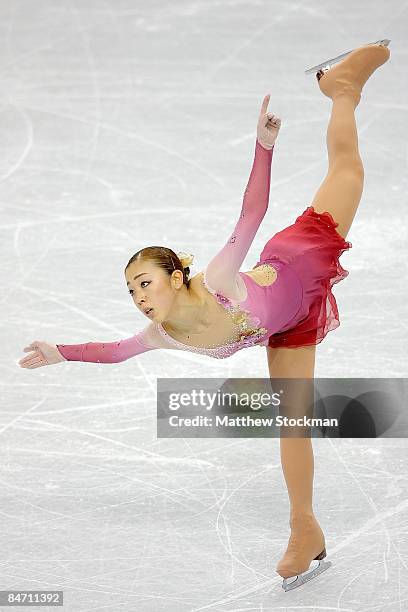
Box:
[310,93,364,240]
[266,345,316,518]
[266,345,326,579]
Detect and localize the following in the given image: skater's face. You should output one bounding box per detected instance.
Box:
[125,259,184,321]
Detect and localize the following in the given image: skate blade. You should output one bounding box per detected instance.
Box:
[305,39,391,74]
[281,559,332,592]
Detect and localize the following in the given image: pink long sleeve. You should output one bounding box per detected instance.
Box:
[56,327,157,363]
[205,139,274,295]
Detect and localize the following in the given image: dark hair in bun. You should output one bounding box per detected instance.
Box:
[125,247,194,288]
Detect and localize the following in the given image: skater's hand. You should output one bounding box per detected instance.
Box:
[257,94,281,150]
[18,340,67,369]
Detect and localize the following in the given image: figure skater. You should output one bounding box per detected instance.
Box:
[18,40,391,591]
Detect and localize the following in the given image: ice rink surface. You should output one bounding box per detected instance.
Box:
[2,0,408,610]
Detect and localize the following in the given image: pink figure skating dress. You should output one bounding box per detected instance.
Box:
[56,140,352,363]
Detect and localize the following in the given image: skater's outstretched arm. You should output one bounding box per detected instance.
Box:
[18,325,158,369]
[55,328,157,363]
[205,94,281,297]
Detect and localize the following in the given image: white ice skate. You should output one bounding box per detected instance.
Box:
[281,557,332,592]
[304,38,391,75]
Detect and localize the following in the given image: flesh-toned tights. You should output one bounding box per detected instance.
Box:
[268,90,364,567]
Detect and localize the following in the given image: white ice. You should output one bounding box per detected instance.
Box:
[2,1,408,610]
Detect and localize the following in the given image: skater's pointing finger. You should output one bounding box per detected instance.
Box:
[260,94,270,115]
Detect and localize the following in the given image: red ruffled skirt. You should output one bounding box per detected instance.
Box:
[256,206,352,349]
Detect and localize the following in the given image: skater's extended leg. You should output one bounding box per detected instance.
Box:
[266,345,326,579]
[310,42,390,240]
[309,93,364,240]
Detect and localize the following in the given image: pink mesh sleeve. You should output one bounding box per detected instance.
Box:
[56,326,157,363]
[205,139,274,294]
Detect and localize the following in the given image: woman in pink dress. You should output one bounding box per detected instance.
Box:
[18,41,391,591]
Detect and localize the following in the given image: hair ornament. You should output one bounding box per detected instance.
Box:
[177,251,194,269]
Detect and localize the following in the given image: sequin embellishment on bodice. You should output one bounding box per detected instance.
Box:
[201,270,270,346]
[156,270,270,359]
